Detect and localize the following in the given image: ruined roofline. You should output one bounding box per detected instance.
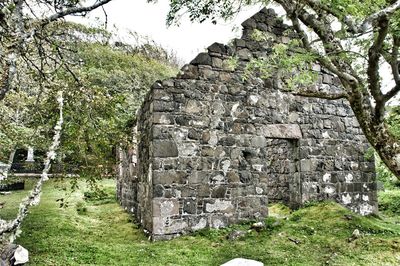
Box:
[181,7,289,77]
[141,7,289,93]
[141,6,341,107]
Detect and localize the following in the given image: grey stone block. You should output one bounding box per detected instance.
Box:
[153,140,178,158]
[190,52,212,66]
[207,42,228,54]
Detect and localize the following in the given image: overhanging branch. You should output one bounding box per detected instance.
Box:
[300,0,359,34]
[39,0,113,27]
[361,0,400,32]
[276,0,360,87]
[292,89,348,100]
[384,84,400,102]
[367,17,388,106]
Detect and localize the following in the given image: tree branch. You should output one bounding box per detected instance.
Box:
[0,53,17,101]
[276,0,379,156]
[283,3,356,93]
[300,0,359,34]
[292,89,348,100]
[391,36,400,85]
[39,0,114,27]
[308,0,400,33]
[56,46,82,85]
[276,0,360,86]
[361,0,400,32]
[367,17,388,121]
[384,84,400,102]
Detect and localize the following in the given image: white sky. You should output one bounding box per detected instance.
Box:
[77,0,263,62]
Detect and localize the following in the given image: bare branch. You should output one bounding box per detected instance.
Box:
[55,46,81,85]
[101,6,108,29]
[384,84,400,102]
[39,0,114,27]
[23,0,39,20]
[20,54,45,79]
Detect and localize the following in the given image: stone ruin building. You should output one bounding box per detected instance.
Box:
[116,8,377,240]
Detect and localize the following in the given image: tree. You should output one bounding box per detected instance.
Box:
[0,89,37,178]
[376,106,400,187]
[56,26,178,178]
[0,20,178,246]
[0,20,178,177]
[0,0,114,102]
[0,0,113,178]
[153,0,400,177]
[0,90,64,244]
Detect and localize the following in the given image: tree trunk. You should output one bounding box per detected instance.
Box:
[1,148,16,180]
[369,124,400,177]
[7,149,16,167]
[350,97,400,178]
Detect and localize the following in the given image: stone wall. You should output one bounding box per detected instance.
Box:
[117,8,377,240]
[116,132,138,215]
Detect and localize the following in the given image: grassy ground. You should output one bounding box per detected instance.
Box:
[0,178,36,220]
[1,179,400,265]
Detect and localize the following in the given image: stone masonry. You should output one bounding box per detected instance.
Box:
[116,8,377,240]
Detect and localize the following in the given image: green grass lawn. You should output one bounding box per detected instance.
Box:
[1,179,400,265]
[0,178,37,220]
